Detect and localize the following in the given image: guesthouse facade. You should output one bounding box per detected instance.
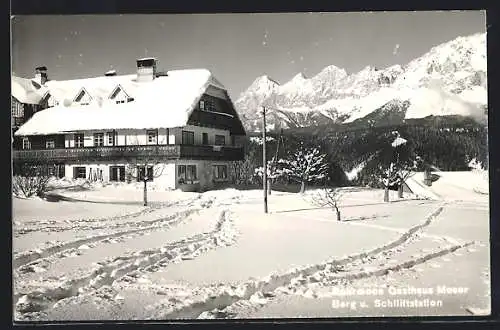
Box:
[12,58,246,191]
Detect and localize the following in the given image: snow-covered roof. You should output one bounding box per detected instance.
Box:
[11,76,46,104]
[15,68,219,136]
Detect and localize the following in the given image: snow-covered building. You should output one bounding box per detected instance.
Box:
[12,58,246,191]
[11,66,52,134]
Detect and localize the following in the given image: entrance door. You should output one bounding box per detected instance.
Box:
[110,166,125,182]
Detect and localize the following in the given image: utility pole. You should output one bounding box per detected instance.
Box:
[262,105,268,214]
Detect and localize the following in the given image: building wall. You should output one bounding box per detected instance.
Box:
[61,126,231,148]
[171,125,230,145]
[62,159,234,192]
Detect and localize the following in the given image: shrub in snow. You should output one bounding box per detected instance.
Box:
[280,146,329,193]
[231,148,259,186]
[12,165,51,198]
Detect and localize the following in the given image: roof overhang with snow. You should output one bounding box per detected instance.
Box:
[15,69,221,136]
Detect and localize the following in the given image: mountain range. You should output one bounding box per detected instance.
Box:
[235,32,487,132]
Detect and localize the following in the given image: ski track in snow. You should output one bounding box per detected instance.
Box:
[13,185,488,320]
[138,203,475,320]
[13,197,202,235]
[14,205,239,319]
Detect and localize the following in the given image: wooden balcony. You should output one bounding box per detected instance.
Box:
[13,144,244,163]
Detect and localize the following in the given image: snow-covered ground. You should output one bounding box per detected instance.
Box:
[12,173,490,320]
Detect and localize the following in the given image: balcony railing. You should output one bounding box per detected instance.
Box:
[13,144,244,163]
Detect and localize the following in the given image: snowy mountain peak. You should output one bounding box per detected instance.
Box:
[236,32,487,131]
[241,75,281,98]
[250,75,280,88]
[291,72,308,81]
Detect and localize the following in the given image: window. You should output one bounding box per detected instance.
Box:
[48,166,55,176]
[178,165,197,184]
[137,166,154,182]
[46,139,55,149]
[11,98,23,117]
[147,130,158,144]
[213,165,228,180]
[107,132,115,146]
[202,133,209,145]
[199,100,205,111]
[110,87,121,99]
[93,133,104,146]
[203,99,216,112]
[74,133,84,147]
[22,137,31,150]
[215,134,226,146]
[73,166,86,179]
[182,130,195,145]
[75,90,86,102]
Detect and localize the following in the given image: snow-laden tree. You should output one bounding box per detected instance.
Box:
[254,157,288,194]
[371,133,421,202]
[281,146,329,193]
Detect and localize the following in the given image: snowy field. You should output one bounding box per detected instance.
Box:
[12,172,490,321]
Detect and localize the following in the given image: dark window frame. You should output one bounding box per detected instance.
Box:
[202,132,209,145]
[137,165,154,182]
[182,130,195,145]
[215,134,226,146]
[45,139,55,149]
[93,133,104,147]
[177,164,197,184]
[213,164,228,180]
[147,129,158,145]
[22,137,31,150]
[74,133,84,148]
[74,166,86,179]
[107,131,115,146]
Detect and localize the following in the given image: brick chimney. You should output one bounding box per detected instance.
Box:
[34,66,48,85]
[136,58,157,82]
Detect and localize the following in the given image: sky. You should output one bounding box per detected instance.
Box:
[11,11,486,99]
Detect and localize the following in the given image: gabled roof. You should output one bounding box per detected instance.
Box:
[108,84,130,99]
[73,87,93,102]
[15,69,226,135]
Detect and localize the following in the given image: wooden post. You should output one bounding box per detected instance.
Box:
[262,106,268,214]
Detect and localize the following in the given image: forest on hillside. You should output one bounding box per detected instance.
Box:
[236,116,489,188]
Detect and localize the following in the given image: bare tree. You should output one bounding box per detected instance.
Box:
[12,164,52,198]
[310,186,344,221]
[125,161,165,206]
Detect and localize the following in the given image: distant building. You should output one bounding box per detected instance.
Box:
[12,58,246,191]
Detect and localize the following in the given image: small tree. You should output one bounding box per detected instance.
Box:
[254,157,288,194]
[126,161,165,206]
[281,146,329,193]
[12,164,52,198]
[311,187,344,221]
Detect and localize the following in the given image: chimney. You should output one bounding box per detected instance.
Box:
[34,66,48,85]
[105,69,117,76]
[136,57,157,82]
